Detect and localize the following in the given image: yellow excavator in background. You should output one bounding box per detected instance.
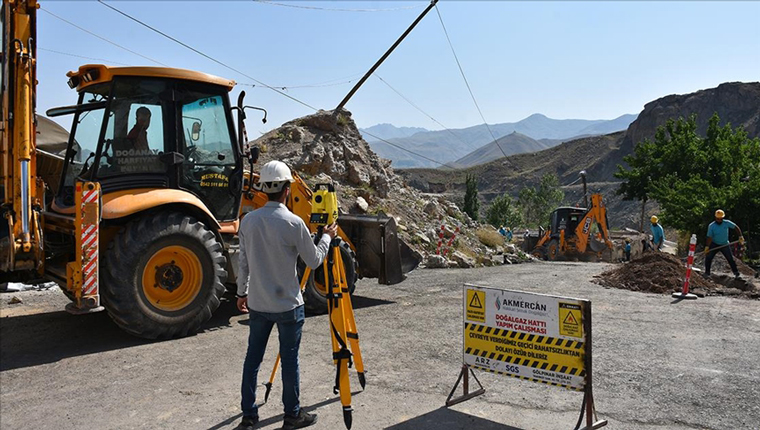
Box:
[531,171,613,261]
[1,0,414,339]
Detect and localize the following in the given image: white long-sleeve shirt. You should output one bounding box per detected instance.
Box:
[237,201,331,313]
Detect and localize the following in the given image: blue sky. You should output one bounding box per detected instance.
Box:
[35,1,760,137]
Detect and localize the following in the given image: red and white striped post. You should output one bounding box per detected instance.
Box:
[672,234,698,300]
[442,226,460,257]
[436,224,445,255]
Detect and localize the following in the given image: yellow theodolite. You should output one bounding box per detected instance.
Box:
[264,183,364,429]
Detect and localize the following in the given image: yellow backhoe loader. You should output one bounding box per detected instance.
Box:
[531,172,613,261]
[1,0,415,339]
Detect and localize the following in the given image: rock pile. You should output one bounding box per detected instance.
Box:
[252,109,530,268]
[594,252,759,299]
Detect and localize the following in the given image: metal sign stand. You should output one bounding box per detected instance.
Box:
[445,364,485,407]
[573,303,607,430]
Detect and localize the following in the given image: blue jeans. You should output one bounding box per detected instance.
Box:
[241,305,305,418]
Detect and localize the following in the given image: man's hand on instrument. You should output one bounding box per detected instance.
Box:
[703,246,710,255]
[325,222,338,239]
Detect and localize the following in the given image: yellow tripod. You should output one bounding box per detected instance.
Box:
[323,235,365,429]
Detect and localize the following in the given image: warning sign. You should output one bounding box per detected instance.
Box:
[559,302,583,338]
[466,289,485,323]
[462,285,589,390]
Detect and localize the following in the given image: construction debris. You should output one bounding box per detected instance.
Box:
[254,109,528,268]
[594,252,759,299]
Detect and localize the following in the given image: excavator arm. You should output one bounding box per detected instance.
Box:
[574,194,612,254]
[1,0,43,275]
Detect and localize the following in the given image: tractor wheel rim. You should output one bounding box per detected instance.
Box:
[142,245,203,312]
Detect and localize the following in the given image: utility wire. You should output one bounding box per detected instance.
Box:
[40,7,168,66]
[238,73,362,91]
[38,47,129,66]
[362,129,457,170]
[253,0,424,13]
[434,5,508,160]
[374,74,471,148]
[97,0,318,111]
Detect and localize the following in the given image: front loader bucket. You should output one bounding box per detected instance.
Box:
[338,214,419,285]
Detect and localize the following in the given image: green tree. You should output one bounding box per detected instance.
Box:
[615,113,760,245]
[518,173,565,227]
[463,174,480,221]
[485,193,522,228]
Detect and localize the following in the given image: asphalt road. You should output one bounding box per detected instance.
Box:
[1,262,759,430]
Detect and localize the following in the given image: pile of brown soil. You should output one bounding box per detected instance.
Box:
[594,252,758,299]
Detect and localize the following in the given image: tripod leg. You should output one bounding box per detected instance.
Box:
[335,249,365,389]
[264,355,279,403]
[327,246,354,428]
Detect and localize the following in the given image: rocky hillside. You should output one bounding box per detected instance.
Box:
[252,110,529,269]
[398,82,760,229]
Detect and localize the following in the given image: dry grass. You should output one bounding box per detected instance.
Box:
[475,227,504,248]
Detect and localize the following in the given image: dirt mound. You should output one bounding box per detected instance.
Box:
[594,252,759,299]
[252,109,528,268]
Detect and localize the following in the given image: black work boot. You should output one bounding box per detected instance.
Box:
[236,415,259,430]
[282,409,318,430]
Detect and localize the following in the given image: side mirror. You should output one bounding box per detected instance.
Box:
[250,146,260,165]
[191,121,201,141]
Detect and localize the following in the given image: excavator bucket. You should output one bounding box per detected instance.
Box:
[338,214,418,285]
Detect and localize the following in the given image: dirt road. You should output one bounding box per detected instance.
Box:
[1,262,759,430]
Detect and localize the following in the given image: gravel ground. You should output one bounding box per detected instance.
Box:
[1,262,759,430]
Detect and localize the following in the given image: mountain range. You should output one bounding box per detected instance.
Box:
[360,113,637,168]
[397,81,760,228]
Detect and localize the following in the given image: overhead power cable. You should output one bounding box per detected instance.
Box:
[38,47,129,66]
[97,0,318,111]
[361,129,457,170]
[434,5,508,160]
[40,7,168,66]
[374,74,471,148]
[253,0,425,13]
[238,73,363,91]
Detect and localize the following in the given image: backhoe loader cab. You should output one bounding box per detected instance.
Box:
[548,207,587,237]
[51,65,244,221]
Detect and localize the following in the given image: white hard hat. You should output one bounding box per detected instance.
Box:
[257,160,294,194]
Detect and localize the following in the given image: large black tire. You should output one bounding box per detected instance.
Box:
[101,212,227,339]
[546,239,561,261]
[302,240,357,315]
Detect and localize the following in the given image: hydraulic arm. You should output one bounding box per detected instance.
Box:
[1,0,43,275]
